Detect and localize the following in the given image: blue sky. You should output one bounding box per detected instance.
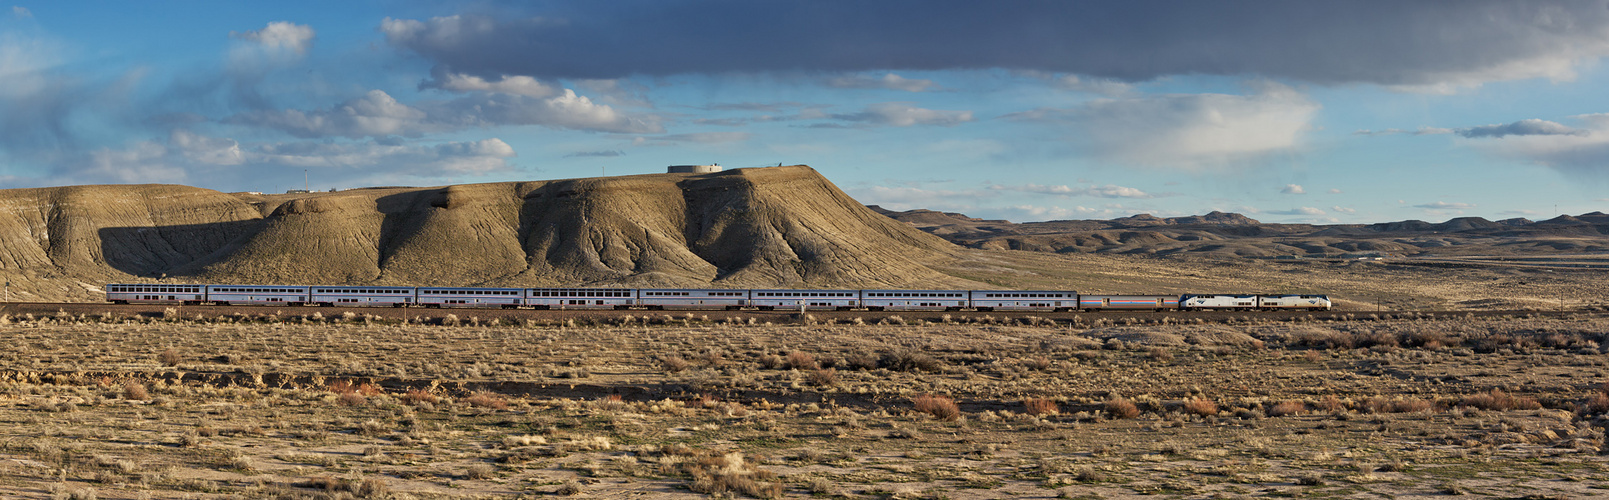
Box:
[3,1,1608,224]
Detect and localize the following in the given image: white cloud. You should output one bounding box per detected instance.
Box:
[1281,184,1305,194]
[169,129,244,166]
[630,132,751,145]
[833,103,972,127]
[229,88,661,139]
[1415,201,1476,210]
[1327,188,1342,194]
[1458,113,1609,175]
[230,21,316,55]
[827,73,937,92]
[991,183,1154,199]
[1052,74,1133,96]
[1006,82,1318,169]
[422,71,558,98]
[1331,206,1356,213]
[1268,207,1326,216]
[11,6,29,18]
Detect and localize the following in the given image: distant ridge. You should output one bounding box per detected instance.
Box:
[876,207,1609,258]
[0,166,972,302]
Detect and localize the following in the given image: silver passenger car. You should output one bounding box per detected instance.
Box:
[970,290,1077,311]
[309,286,415,307]
[415,287,523,308]
[750,289,858,310]
[638,289,749,309]
[860,289,969,311]
[1257,294,1332,311]
[106,284,204,304]
[206,285,310,306]
[526,288,635,309]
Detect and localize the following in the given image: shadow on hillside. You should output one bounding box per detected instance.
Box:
[98,219,266,278]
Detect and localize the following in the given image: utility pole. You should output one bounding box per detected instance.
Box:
[304,169,310,192]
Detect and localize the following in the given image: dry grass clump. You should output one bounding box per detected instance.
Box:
[912,394,961,421]
[784,351,819,370]
[1461,389,1541,411]
[804,368,837,387]
[1023,397,1059,416]
[662,355,691,373]
[293,476,388,497]
[465,391,509,410]
[1105,398,1140,419]
[400,389,438,404]
[121,382,148,401]
[881,349,940,372]
[1584,391,1609,415]
[1269,400,1306,417]
[157,348,182,366]
[661,448,782,499]
[1366,397,1434,414]
[1183,398,1219,417]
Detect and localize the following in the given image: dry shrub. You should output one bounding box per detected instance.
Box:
[804,368,837,387]
[122,382,149,401]
[1024,398,1059,416]
[784,351,820,370]
[400,389,438,404]
[1368,397,1433,413]
[1461,389,1541,411]
[1584,392,1609,415]
[1183,398,1219,417]
[881,349,940,372]
[1269,400,1306,417]
[842,353,879,371]
[465,463,495,480]
[557,480,584,496]
[1105,398,1140,419]
[337,392,367,406]
[1317,395,1346,412]
[1025,356,1053,370]
[1302,350,1324,362]
[157,349,182,366]
[465,391,508,410]
[663,356,691,373]
[912,394,961,421]
[676,450,782,499]
[328,381,383,396]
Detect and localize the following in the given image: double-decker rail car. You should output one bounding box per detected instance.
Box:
[861,289,969,311]
[526,288,635,309]
[1256,294,1332,311]
[638,289,749,310]
[971,290,1077,312]
[206,285,310,306]
[1079,294,1179,312]
[750,289,859,310]
[1180,294,1259,311]
[106,284,204,305]
[416,287,523,308]
[309,286,415,307]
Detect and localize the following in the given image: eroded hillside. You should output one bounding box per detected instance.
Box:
[0,166,968,302]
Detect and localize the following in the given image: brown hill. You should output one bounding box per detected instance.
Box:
[877,207,1609,258]
[0,166,969,302]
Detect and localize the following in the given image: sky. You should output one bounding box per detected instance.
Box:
[3,1,1609,224]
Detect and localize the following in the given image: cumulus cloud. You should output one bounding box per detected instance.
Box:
[1331,206,1356,213]
[380,2,1609,88]
[11,6,30,18]
[990,183,1154,198]
[1281,184,1305,194]
[229,88,661,139]
[1415,201,1476,209]
[1449,114,1609,175]
[230,21,315,55]
[1327,188,1342,194]
[1006,82,1317,168]
[420,69,558,98]
[827,73,937,92]
[831,103,972,127]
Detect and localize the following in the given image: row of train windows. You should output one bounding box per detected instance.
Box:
[867,292,962,298]
[215,288,300,293]
[643,291,691,296]
[314,289,408,294]
[706,292,744,297]
[422,290,519,295]
[757,292,852,297]
[983,293,1066,298]
[113,286,199,293]
[535,291,629,297]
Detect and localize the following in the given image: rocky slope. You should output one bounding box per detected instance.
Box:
[0,166,969,302]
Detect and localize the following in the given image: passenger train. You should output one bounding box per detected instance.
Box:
[104,284,1331,312]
